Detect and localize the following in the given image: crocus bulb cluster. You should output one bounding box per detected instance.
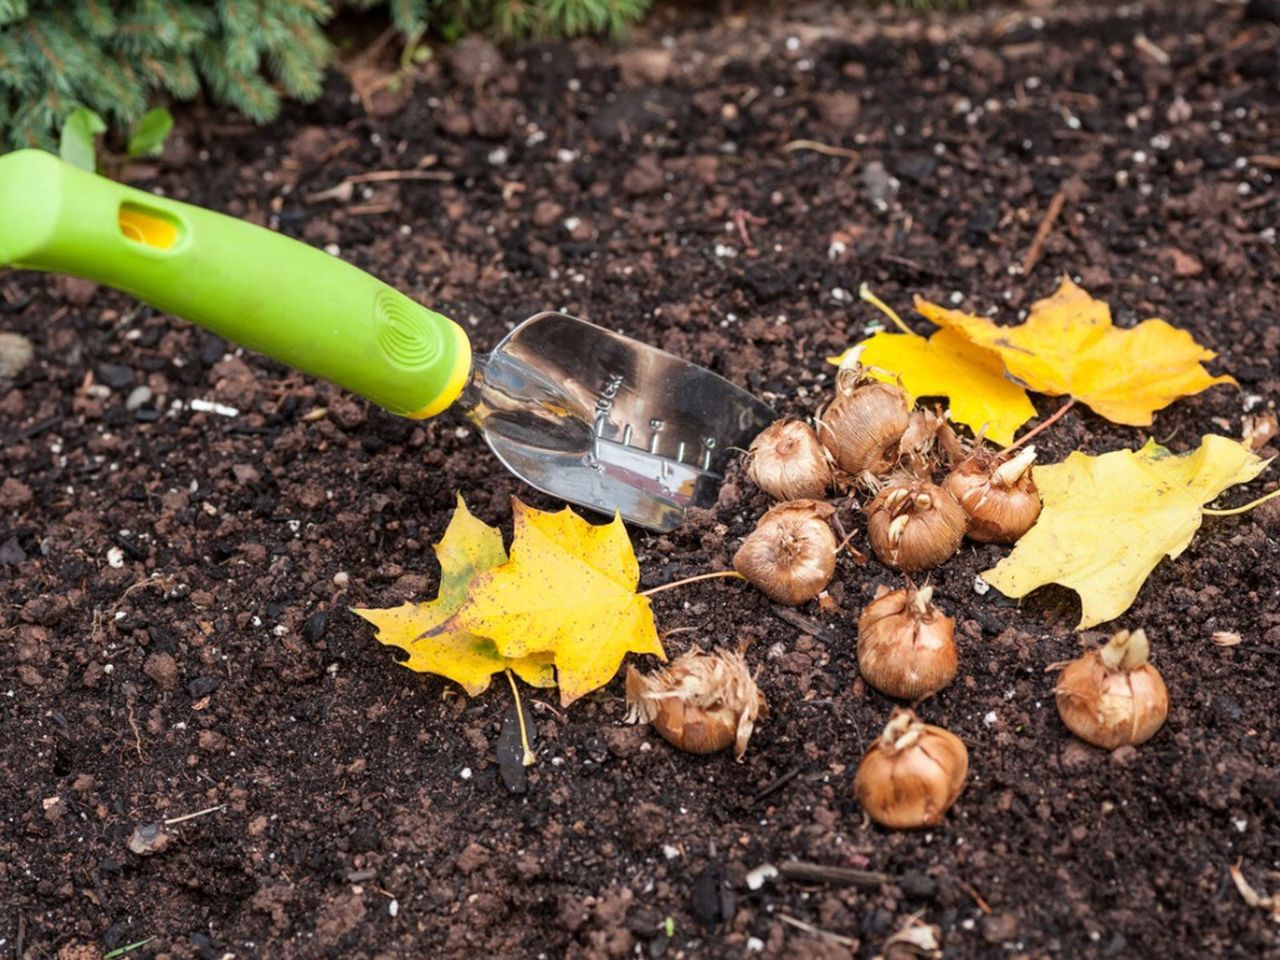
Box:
[853,708,968,829]
[733,500,837,605]
[625,648,767,760]
[858,584,957,700]
[1054,628,1169,749]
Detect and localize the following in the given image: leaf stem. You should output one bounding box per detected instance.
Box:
[1202,487,1280,517]
[640,570,745,597]
[858,283,917,336]
[1003,397,1076,452]
[504,669,536,767]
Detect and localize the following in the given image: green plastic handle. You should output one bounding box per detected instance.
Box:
[0,149,471,418]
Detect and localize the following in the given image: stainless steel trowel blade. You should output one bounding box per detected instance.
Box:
[456,312,775,532]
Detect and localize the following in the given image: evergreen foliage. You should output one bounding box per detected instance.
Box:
[0,0,653,150]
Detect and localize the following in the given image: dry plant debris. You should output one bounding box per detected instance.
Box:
[625,648,766,760]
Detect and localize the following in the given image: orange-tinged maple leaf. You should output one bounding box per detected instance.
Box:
[442,499,666,707]
[916,277,1236,426]
[353,495,555,695]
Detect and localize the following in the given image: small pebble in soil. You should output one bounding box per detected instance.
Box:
[127,822,172,856]
[96,363,135,389]
[187,675,219,698]
[125,385,153,411]
[302,612,328,644]
[0,332,34,379]
[333,571,350,587]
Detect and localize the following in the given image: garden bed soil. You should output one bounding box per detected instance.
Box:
[3,1,1280,957]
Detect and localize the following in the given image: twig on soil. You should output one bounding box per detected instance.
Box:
[778,913,858,947]
[1247,155,1280,170]
[1003,397,1075,452]
[125,704,148,763]
[781,139,859,161]
[1021,187,1067,276]
[959,879,993,914]
[163,803,227,826]
[16,913,24,959]
[1228,859,1280,922]
[733,208,765,257]
[778,861,891,889]
[769,606,838,643]
[752,766,803,805]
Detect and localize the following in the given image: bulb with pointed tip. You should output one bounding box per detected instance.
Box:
[733,500,837,605]
[853,708,968,829]
[1055,628,1169,749]
[865,479,966,572]
[858,584,957,700]
[746,419,834,501]
[943,445,1042,543]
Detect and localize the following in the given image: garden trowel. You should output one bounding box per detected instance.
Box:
[0,149,772,531]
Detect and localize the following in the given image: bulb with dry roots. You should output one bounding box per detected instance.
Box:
[745,419,834,501]
[625,648,767,760]
[816,365,911,478]
[733,499,837,605]
[943,445,1042,544]
[897,408,965,478]
[858,584,957,700]
[853,708,968,829]
[1054,628,1169,749]
[864,479,966,572]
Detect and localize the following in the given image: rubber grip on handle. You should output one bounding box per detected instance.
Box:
[0,149,470,418]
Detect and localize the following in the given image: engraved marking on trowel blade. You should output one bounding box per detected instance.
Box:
[649,418,664,453]
[702,436,718,470]
[622,423,633,446]
[676,441,687,463]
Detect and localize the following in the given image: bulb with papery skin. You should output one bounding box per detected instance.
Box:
[944,445,1041,544]
[746,420,834,501]
[625,648,767,760]
[865,479,966,572]
[853,708,968,829]
[858,584,957,700]
[1055,628,1168,749]
[733,500,837,605]
[816,366,911,478]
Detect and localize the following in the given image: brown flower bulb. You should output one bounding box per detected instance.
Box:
[816,366,911,478]
[745,419,834,501]
[1055,628,1169,749]
[864,479,966,572]
[625,648,767,760]
[733,500,837,605]
[943,445,1041,543]
[853,708,968,829]
[858,584,957,700]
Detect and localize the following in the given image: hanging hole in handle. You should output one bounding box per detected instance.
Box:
[118,202,182,249]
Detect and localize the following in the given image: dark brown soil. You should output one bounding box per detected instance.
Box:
[3,2,1280,958]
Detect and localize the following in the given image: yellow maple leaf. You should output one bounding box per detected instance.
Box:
[831,329,1036,445]
[982,435,1271,629]
[443,499,666,707]
[353,495,555,695]
[916,277,1236,426]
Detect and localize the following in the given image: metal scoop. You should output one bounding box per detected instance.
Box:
[0,150,772,531]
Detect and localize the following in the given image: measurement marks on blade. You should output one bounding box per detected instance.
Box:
[592,372,720,476]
